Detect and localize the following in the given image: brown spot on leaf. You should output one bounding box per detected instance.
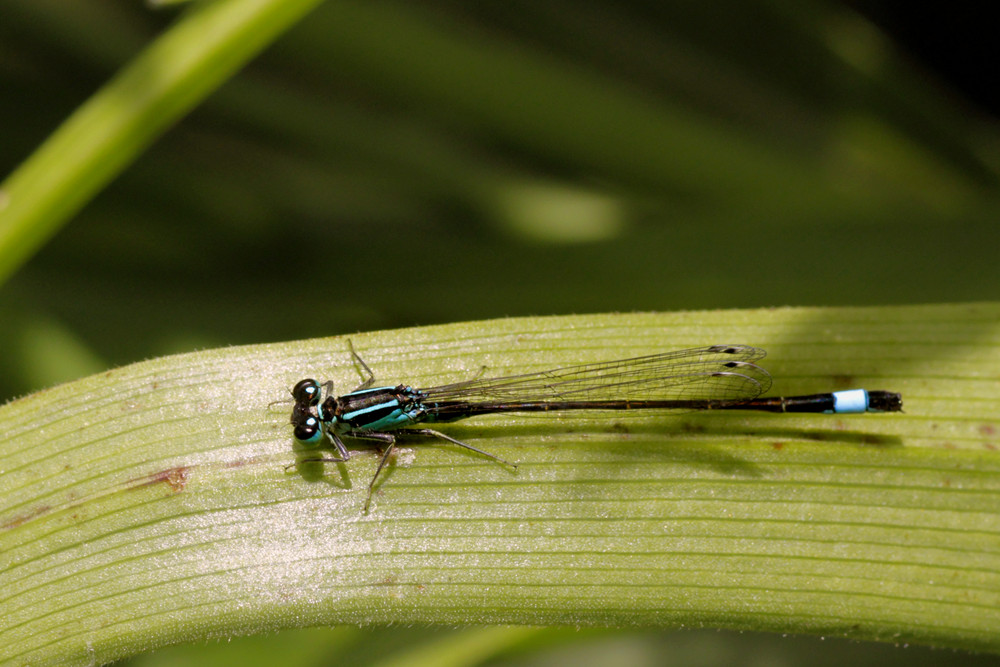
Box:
[1,504,52,530]
[128,466,190,492]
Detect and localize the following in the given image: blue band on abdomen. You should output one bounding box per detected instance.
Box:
[832,389,869,413]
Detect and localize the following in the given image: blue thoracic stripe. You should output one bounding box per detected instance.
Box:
[337,386,404,424]
[832,389,869,413]
[343,399,400,421]
[349,387,397,399]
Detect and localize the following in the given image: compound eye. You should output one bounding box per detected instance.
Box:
[292,379,322,406]
[293,416,322,443]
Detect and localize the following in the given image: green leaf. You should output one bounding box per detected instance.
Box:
[0,0,326,286]
[3,303,999,664]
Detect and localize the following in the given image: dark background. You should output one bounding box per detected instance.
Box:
[849,2,999,114]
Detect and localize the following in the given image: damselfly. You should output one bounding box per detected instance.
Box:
[288,343,901,509]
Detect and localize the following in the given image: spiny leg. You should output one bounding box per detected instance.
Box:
[319,380,334,399]
[284,429,351,471]
[347,339,377,391]
[345,429,518,510]
[327,429,351,460]
[406,428,517,469]
[346,430,398,511]
[347,340,491,394]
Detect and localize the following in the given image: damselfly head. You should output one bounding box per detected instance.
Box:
[291,379,323,406]
[290,398,322,443]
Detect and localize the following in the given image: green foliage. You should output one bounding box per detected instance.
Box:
[3,305,1000,664]
[1,0,999,664]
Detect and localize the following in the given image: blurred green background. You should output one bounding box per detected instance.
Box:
[1,0,998,664]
